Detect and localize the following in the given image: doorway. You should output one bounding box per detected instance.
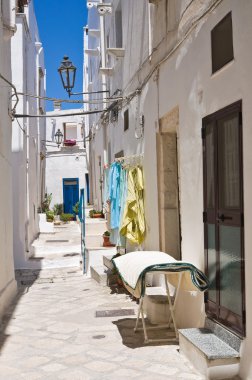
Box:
[157,106,181,260]
[63,178,79,214]
[202,100,245,336]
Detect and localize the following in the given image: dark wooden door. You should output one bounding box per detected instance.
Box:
[203,100,245,336]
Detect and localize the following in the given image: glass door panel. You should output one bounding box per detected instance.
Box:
[218,115,240,209]
[219,225,242,316]
[206,123,215,209]
[207,224,217,303]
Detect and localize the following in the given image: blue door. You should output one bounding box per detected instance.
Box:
[63,178,79,214]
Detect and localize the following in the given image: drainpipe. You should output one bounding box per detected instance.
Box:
[35,42,43,211]
[99,0,107,209]
[148,2,153,59]
[25,119,30,254]
[99,0,107,109]
[24,38,30,254]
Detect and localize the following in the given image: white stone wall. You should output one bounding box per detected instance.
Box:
[85,1,252,377]
[45,110,88,209]
[0,0,17,318]
[11,0,46,268]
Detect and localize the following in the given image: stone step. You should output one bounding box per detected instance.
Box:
[179,327,240,379]
[90,265,117,286]
[85,234,103,248]
[103,252,115,270]
[205,318,242,352]
[85,220,108,235]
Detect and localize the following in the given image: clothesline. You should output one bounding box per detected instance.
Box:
[114,153,144,163]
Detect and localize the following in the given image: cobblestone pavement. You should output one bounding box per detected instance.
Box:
[0,266,206,380]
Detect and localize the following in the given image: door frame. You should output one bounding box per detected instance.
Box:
[202,100,246,336]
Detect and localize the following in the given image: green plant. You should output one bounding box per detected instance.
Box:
[41,193,52,212]
[103,230,110,237]
[60,213,74,222]
[46,210,54,222]
[89,209,104,218]
[72,201,79,215]
[89,209,95,217]
[53,203,63,216]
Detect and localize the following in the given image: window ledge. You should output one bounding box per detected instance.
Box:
[107,48,125,58]
[99,67,114,76]
[211,59,235,79]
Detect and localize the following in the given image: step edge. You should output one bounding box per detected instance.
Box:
[90,265,113,275]
[179,329,240,361]
[205,318,242,352]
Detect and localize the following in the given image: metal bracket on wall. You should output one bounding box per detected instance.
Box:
[87,2,112,15]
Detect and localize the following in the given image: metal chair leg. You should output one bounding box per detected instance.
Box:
[134,297,143,332]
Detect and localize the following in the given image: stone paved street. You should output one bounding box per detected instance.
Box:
[0,270,206,379]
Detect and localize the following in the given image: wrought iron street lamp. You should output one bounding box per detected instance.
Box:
[54,129,63,148]
[58,56,76,97]
[58,56,109,97]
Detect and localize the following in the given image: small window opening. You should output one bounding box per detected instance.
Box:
[124,109,129,131]
[115,7,123,48]
[211,12,234,74]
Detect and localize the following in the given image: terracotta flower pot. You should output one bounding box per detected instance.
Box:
[93,213,103,218]
[102,235,115,247]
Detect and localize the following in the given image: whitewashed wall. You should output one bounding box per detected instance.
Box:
[45,110,88,208]
[152,3,252,378]
[11,0,46,268]
[0,0,17,318]
[85,0,252,377]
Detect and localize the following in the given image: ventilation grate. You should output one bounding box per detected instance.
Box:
[95,309,135,318]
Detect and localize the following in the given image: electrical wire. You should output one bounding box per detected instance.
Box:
[123,0,224,98]
[0,73,19,115]
[16,118,26,134]
[16,91,123,105]
[14,109,106,119]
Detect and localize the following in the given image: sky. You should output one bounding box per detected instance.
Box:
[34,0,88,111]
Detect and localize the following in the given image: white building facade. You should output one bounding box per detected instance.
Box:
[45,107,88,213]
[0,0,17,318]
[85,0,252,378]
[11,0,46,269]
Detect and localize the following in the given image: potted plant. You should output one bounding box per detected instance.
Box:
[41,193,52,213]
[64,139,76,146]
[53,203,63,221]
[46,210,54,223]
[94,210,104,218]
[89,209,104,218]
[60,213,74,223]
[102,231,115,247]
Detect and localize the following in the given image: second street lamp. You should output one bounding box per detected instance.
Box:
[58,56,76,97]
[54,129,63,148]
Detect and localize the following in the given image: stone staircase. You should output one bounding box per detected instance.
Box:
[84,215,117,282]
[179,318,242,379]
[90,252,117,286]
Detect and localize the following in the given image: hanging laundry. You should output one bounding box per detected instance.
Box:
[120,166,145,245]
[109,162,122,229]
[117,168,128,247]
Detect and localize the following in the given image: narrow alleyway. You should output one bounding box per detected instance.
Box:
[0,223,205,380]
